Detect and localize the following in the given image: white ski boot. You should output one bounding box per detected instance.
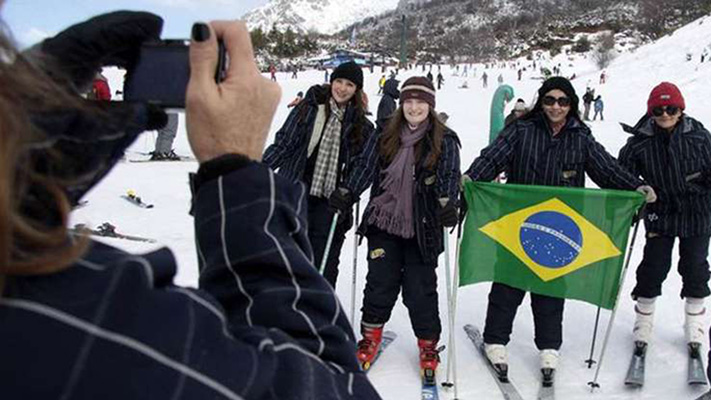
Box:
[685,297,706,345]
[484,343,509,379]
[540,349,560,370]
[633,297,656,344]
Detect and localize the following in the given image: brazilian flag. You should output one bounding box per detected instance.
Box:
[459,181,645,309]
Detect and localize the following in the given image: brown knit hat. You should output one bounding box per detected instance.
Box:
[400,76,436,108]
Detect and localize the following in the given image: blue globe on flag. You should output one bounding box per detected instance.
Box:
[519,211,583,268]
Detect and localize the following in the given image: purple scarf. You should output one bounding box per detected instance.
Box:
[367,122,428,238]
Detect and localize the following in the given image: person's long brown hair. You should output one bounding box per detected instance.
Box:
[297,83,368,151]
[0,24,88,287]
[378,107,445,170]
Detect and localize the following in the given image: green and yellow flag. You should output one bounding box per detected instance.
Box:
[459,182,644,309]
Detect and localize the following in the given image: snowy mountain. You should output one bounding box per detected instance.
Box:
[242,0,400,34]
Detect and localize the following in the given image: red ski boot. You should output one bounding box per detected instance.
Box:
[356,323,384,371]
[418,339,440,370]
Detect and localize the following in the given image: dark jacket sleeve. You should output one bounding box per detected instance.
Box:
[584,135,642,190]
[376,98,395,130]
[194,162,379,399]
[436,133,461,204]
[344,126,381,197]
[262,102,309,171]
[465,124,517,181]
[617,137,641,178]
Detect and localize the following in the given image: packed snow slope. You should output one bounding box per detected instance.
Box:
[80,14,711,400]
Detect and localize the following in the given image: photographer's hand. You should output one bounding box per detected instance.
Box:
[186,21,281,163]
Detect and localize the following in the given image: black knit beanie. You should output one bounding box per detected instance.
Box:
[537,77,579,112]
[330,61,363,90]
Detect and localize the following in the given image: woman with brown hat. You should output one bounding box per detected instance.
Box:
[331,76,461,375]
[619,82,711,371]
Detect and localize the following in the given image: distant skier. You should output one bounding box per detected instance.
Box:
[426,70,433,83]
[88,72,111,101]
[592,95,604,121]
[378,74,386,95]
[497,74,504,86]
[504,98,527,125]
[599,70,606,84]
[376,77,399,129]
[518,69,522,81]
[436,72,445,89]
[582,87,594,121]
[481,71,488,88]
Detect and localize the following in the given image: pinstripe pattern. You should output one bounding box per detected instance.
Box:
[619,115,711,237]
[345,124,461,262]
[0,163,379,400]
[263,85,374,186]
[465,113,642,191]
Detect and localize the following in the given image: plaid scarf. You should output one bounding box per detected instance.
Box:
[310,98,345,198]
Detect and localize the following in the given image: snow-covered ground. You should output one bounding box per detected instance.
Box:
[75,14,711,400]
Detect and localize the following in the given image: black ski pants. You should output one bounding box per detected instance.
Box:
[361,227,441,340]
[307,195,348,287]
[483,282,564,350]
[632,233,711,299]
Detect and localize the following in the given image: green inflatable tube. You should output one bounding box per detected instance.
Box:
[489,84,514,144]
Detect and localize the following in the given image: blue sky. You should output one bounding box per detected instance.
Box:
[4,0,269,47]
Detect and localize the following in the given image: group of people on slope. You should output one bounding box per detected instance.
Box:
[4,8,711,398]
[266,58,711,382]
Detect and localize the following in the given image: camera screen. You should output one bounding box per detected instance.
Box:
[124,40,190,109]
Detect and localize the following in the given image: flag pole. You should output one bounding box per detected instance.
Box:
[588,208,644,391]
[585,307,602,368]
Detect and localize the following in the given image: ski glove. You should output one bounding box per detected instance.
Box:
[636,185,657,203]
[36,11,163,92]
[20,12,167,214]
[329,188,354,214]
[437,198,459,228]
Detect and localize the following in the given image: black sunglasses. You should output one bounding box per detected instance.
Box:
[651,106,680,117]
[542,95,572,107]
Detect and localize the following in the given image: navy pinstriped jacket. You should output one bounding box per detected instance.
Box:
[344,122,461,263]
[465,113,642,191]
[262,85,374,186]
[619,115,711,237]
[0,163,381,400]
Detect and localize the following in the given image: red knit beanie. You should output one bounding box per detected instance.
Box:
[647,82,685,116]
[400,77,436,109]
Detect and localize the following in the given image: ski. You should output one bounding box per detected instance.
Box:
[73,200,89,210]
[688,342,708,385]
[537,368,555,400]
[70,223,157,243]
[695,390,711,400]
[624,341,647,387]
[421,368,439,400]
[122,190,154,209]
[463,324,524,400]
[362,331,397,372]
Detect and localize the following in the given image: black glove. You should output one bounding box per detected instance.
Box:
[21,12,166,211]
[437,199,459,228]
[38,11,163,92]
[329,188,354,214]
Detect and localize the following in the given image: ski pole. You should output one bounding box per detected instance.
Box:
[349,202,360,324]
[319,212,340,275]
[442,225,455,389]
[585,307,602,368]
[588,209,643,391]
[451,221,462,400]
